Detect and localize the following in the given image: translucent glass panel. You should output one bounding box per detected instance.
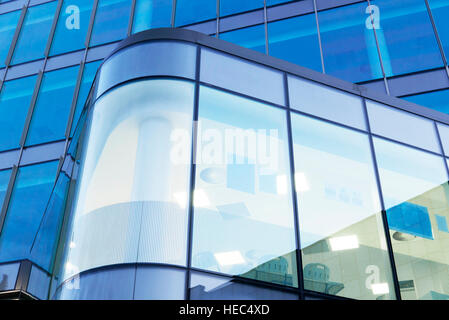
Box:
[26,65,80,146]
[220,0,263,17]
[90,0,133,47]
[200,48,285,106]
[192,86,297,287]
[61,79,194,281]
[366,100,440,153]
[50,0,95,56]
[288,75,366,130]
[132,0,172,33]
[292,114,395,300]
[437,123,449,156]
[429,0,449,62]
[27,266,50,299]
[403,89,449,115]
[190,272,298,300]
[71,60,102,137]
[318,3,382,83]
[134,266,185,299]
[373,138,449,300]
[0,10,20,68]
[0,75,36,152]
[11,2,57,65]
[220,24,266,54]
[175,0,216,27]
[268,14,322,72]
[0,169,11,210]
[370,0,442,77]
[0,161,58,263]
[0,262,19,291]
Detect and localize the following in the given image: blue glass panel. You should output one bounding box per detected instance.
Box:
[371,0,443,77]
[132,0,172,33]
[402,89,449,114]
[429,0,449,62]
[27,266,50,299]
[11,2,58,65]
[319,3,383,82]
[175,0,216,27]
[26,66,80,146]
[0,161,58,263]
[0,75,36,152]
[435,214,449,233]
[387,202,433,239]
[71,60,102,137]
[267,0,294,6]
[268,14,322,72]
[0,169,11,211]
[220,24,266,54]
[90,0,133,46]
[50,0,95,56]
[220,0,263,17]
[0,262,20,291]
[0,10,20,68]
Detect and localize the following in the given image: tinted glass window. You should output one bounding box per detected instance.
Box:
[132,0,172,33]
[220,24,266,54]
[0,169,11,211]
[220,0,263,17]
[428,0,449,63]
[175,0,216,27]
[0,10,20,68]
[402,89,449,115]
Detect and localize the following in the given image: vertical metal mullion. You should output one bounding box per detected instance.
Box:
[171,0,177,28]
[216,0,220,38]
[15,260,32,291]
[424,0,449,79]
[127,0,137,37]
[0,165,18,235]
[366,0,391,96]
[433,121,449,180]
[361,98,402,300]
[4,5,27,67]
[313,0,326,74]
[284,73,304,300]
[185,45,201,300]
[263,0,269,55]
[84,0,99,48]
[44,0,63,58]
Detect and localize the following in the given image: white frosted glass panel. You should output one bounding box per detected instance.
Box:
[200,48,285,105]
[367,100,440,153]
[288,75,366,130]
[437,123,449,156]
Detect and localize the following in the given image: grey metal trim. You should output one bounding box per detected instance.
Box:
[4,5,27,67]
[127,0,136,37]
[15,260,32,291]
[0,165,18,235]
[104,27,449,126]
[84,0,98,48]
[313,0,325,74]
[43,0,62,58]
[263,0,269,55]
[19,70,43,147]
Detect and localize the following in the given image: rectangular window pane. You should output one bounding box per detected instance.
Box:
[192,86,298,287]
[27,265,50,300]
[402,89,449,115]
[268,14,322,73]
[50,0,95,56]
[0,161,58,263]
[366,100,440,153]
[220,0,263,17]
[26,65,80,146]
[0,262,20,291]
[70,60,102,137]
[0,169,11,211]
[429,0,449,64]
[220,24,266,54]
[0,10,20,68]
[371,0,443,77]
[132,0,172,33]
[175,0,216,27]
[0,75,36,152]
[11,2,58,65]
[90,0,133,47]
[373,137,449,300]
[292,114,395,300]
[319,2,383,82]
[288,75,366,130]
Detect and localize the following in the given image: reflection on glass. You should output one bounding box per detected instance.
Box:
[132,0,172,33]
[175,0,216,27]
[0,161,59,263]
[11,2,57,65]
[192,86,297,287]
[90,0,133,47]
[292,114,395,300]
[318,2,382,82]
[370,0,442,77]
[0,75,36,152]
[220,24,266,54]
[0,169,11,212]
[374,137,449,300]
[0,10,20,68]
[0,262,20,291]
[428,0,449,64]
[190,272,298,300]
[26,65,80,146]
[50,0,94,56]
[403,89,449,115]
[60,79,194,283]
[220,0,263,17]
[268,14,322,72]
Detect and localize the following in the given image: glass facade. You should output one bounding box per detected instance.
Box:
[0,0,449,301]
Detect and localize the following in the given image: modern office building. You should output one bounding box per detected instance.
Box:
[0,0,449,301]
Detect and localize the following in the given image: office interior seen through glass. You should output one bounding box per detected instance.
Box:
[1,0,449,301]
